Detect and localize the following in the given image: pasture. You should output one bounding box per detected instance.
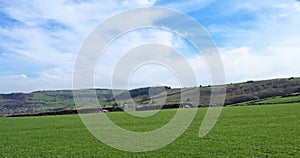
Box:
[0,104,299,157]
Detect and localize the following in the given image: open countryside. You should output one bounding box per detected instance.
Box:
[1,1,300,157]
[0,77,300,157]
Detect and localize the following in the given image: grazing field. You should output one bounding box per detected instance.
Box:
[232,94,300,106]
[256,95,300,104]
[0,104,299,157]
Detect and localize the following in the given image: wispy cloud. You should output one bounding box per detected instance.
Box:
[0,0,154,93]
[155,0,216,12]
[0,0,300,93]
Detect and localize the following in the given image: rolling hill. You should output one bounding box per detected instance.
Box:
[0,77,300,116]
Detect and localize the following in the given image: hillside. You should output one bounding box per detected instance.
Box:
[0,77,300,116]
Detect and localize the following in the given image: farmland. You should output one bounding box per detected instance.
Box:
[0,103,299,157]
[1,77,300,116]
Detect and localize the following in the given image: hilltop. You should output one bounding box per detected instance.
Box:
[0,77,300,116]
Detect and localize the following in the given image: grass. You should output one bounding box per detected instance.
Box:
[256,95,300,104]
[31,92,74,110]
[0,104,299,157]
[232,94,300,106]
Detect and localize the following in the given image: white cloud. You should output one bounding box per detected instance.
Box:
[123,0,156,7]
[95,28,187,88]
[158,0,216,13]
[207,0,300,47]
[0,72,71,93]
[1,0,300,93]
[202,1,300,84]
[219,46,300,83]
[0,0,160,93]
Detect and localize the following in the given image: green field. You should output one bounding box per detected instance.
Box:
[232,94,300,106]
[256,95,300,104]
[0,104,299,157]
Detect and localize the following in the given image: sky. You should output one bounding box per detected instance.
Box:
[0,0,300,93]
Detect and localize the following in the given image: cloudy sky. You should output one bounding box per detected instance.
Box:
[0,0,300,93]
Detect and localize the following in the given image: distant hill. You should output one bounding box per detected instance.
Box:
[1,77,300,116]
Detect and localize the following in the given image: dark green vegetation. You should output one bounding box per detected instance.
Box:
[1,77,300,116]
[0,104,299,157]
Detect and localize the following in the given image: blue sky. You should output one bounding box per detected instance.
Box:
[0,0,300,93]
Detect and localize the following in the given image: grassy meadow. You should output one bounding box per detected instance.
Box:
[256,95,300,104]
[0,104,299,157]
